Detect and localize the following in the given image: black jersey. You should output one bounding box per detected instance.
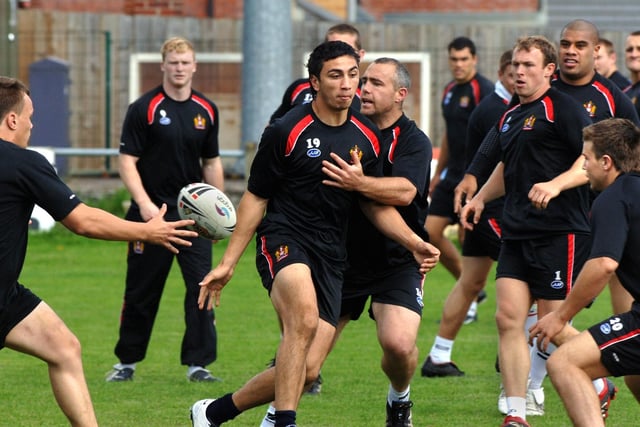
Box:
[249,103,382,264]
[589,173,640,302]
[119,86,220,212]
[345,114,432,276]
[269,78,362,124]
[607,70,632,91]
[440,73,494,184]
[624,81,640,121]
[465,89,510,216]
[497,88,592,239]
[552,73,639,125]
[468,73,640,182]
[0,140,81,310]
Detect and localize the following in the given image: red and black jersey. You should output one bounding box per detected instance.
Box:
[498,88,592,239]
[345,114,432,275]
[249,103,381,263]
[440,73,494,184]
[552,72,639,125]
[119,85,220,211]
[269,78,362,124]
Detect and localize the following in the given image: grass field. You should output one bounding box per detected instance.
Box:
[2,225,637,426]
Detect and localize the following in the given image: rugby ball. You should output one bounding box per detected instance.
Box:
[177,183,236,240]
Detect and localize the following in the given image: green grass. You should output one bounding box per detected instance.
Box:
[2,227,637,426]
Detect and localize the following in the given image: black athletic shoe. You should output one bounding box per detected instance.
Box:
[188,368,222,383]
[477,289,488,304]
[305,373,323,395]
[386,400,413,427]
[421,356,465,377]
[105,367,134,382]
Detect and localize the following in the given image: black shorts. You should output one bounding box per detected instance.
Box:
[496,234,589,300]
[428,180,457,223]
[256,232,344,327]
[0,283,42,348]
[588,305,640,377]
[461,214,502,259]
[340,267,425,321]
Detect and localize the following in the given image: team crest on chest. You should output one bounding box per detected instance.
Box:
[349,145,363,163]
[459,96,470,108]
[275,245,289,262]
[523,114,536,130]
[159,110,171,125]
[583,101,597,117]
[193,114,206,129]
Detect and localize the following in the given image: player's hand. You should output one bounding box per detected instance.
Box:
[528,181,560,210]
[139,200,161,222]
[413,241,440,274]
[321,151,364,191]
[459,197,484,231]
[528,311,566,352]
[198,264,234,310]
[147,203,198,253]
[454,174,478,215]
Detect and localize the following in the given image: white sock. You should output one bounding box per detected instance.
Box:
[593,377,606,395]
[114,362,136,370]
[466,301,478,317]
[506,396,526,420]
[187,365,207,376]
[430,336,454,364]
[388,384,410,406]
[528,343,553,390]
[260,404,276,427]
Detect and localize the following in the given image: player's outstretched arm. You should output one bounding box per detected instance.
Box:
[528,155,588,210]
[61,203,197,253]
[198,190,268,310]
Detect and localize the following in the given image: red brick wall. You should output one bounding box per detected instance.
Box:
[360,0,540,20]
[21,0,243,18]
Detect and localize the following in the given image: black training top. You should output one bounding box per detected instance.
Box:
[119,85,220,212]
[440,72,494,184]
[249,103,382,264]
[497,87,592,239]
[0,140,81,309]
[589,172,640,303]
[345,113,432,275]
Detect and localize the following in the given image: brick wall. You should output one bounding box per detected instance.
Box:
[359,0,540,20]
[22,0,243,18]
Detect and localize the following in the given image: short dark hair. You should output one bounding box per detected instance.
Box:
[499,49,513,73]
[0,76,29,122]
[513,35,558,68]
[325,23,362,51]
[583,118,640,173]
[307,40,360,82]
[448,36,476,56]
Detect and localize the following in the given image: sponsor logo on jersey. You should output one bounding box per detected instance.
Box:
[194,114,206,129]
[275,245,289,262]
[159,109,171,125]
[415,287,424,308]
[459,95,470,108]
[443,91,453,105]
[302,93,314,104]
[349,145,363,163]
[583,100,597,117]
[550,270,564,290]
[523,114,536,130]
[600,322,612,334]
[307,148,321,158]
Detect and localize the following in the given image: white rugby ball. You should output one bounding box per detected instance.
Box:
[177,183,236,240]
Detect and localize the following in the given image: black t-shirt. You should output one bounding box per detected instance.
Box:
[624,81,640,122]
[440,73,494,184]
[249,103,382,264]
[0,140,81,309]
[345,114,432,276]
[498,88,592,239]
[119,86,220,214]
[589,173,640,302]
